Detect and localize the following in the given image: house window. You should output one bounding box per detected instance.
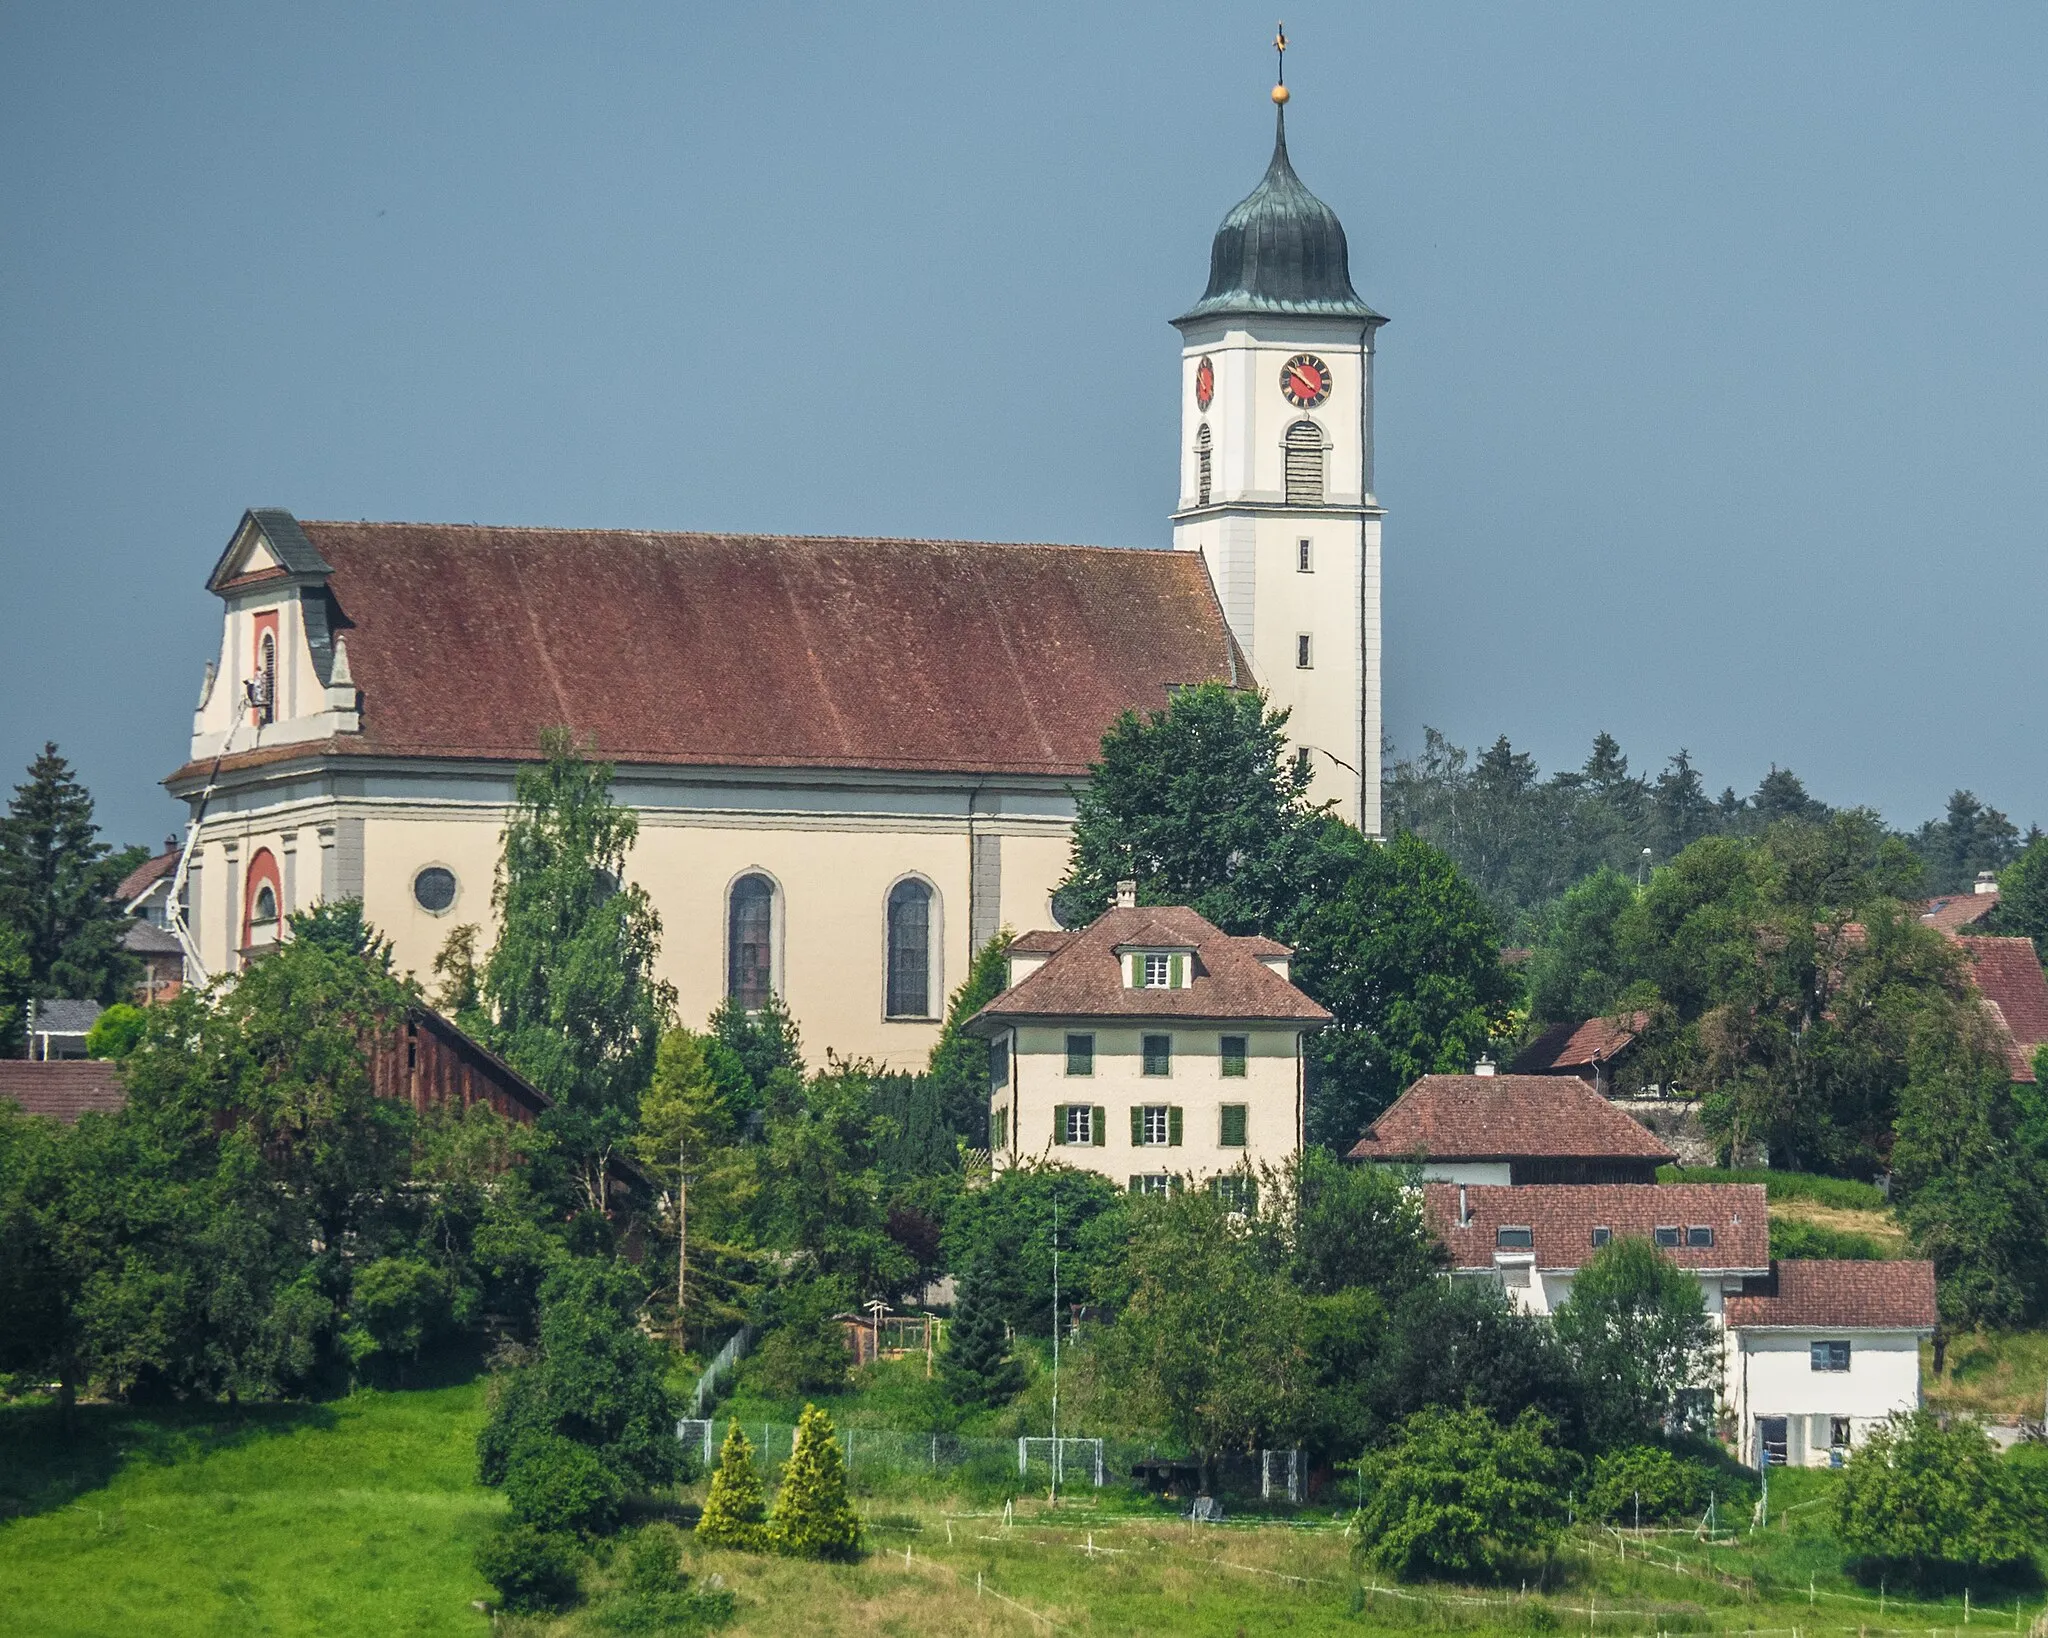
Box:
[1143,952,1172,987]
[1142,1034,1171,1076]
[1066,1033,1094,1076]
[992,1106,1008,1149]
[1590,1226,1611,1247]
[249,882,279,945]
[1686,1225,1715,1248]
[1284,420,1324,504]
[727,874,775,1009]
[988,1036,1009,1090]
[1220,1104,1248,1147]
[1654,1225,1681,1248]
[885,878,933,1018]
[1063,1104,1096,1146]
[1811,1340,1851,1372]
[1129,1174,1171,1196]
[1210,1174,1255,1211]
[1138,1105,1170,1146]
[1829,1416,1852,1448]
[1296,634,1313,670]
[1220,1035,1248,1077]
[413,866,457,913]
[1496,1226,1534,1249]
[1195,424,1212,507]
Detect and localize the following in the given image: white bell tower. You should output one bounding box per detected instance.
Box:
[1171,56,1386,834]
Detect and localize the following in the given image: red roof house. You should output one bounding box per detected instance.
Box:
[1510,1012,1647,1092]
[0,1061,128,1123]
[1347,1072,1676,1183]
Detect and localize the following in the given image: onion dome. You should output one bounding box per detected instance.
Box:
[1176,108,1384,326]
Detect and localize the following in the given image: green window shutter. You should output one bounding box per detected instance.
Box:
[1168,1105,1183,1146]
[1169,952,1187,989]
[1052,1105,1066,1146]
[1130,1105,1144,1146]
[1220,1104,1247,1147]
[1093,1106,1107,1147]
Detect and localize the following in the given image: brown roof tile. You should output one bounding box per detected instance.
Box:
[1423,1182,1769,1272]
[1963,937,2048,1046]
[117,845,180,904]
[1347,1074,1677,1164]
[1008,930,1077,956]
[0,1061,127,1123]
[1919,891,2000,933]
[171,524,1246,784]
[1724,1259,1938,1331]
[969,905,1331,1029]
[1511,1013,1647,1075]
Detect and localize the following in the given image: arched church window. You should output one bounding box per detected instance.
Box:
[1284,421,1325,506]
[257,633,277,724]
[885,878,933,1019]
[1195,424,1212,507]
[250,882,278,944]
[728,874,775,1011]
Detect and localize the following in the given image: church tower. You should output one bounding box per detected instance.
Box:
[1172,66,1386,834]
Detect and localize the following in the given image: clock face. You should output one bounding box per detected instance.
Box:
[1194,356,1215,411]
[1280,353,1333,408]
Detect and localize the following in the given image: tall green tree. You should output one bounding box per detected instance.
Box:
[1834,1411,2036,1585]
[0,744,140,1007]
[925,929,1013,1141]
[937,1258,1024,1410]
[482,730,675,1208]
[1913,790,2021,895]
[1523,868,1637,1025]
[1552,1235,1719,1444]
[1987,831,2048,958]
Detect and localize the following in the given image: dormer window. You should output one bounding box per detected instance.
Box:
[1123,949,1191,989]
[1143,953,1171,988]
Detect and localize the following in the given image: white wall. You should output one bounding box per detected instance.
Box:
[1727,1330,1925,1467]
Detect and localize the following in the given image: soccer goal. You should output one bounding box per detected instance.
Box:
[1259,1447,1301,1503]
[1017,1436,1105,1487]
[676,1417,715,1464]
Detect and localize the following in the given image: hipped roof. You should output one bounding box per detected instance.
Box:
[1348,1074,1677,1165]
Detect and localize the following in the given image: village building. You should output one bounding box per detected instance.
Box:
[22,999,101,1062]
[1345,1070,1677,1184]
[0,1060,128,1123]
[1509,1013,1645,1094]
[1958,934,2048,1082]
[1722,1259,1937,1467]
[156,99,1388,1069]
[967,895,1329,1190]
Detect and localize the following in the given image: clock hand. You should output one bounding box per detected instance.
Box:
[1290,368,1320,398]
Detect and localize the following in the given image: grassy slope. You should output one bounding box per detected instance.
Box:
[0,1382,499,1638]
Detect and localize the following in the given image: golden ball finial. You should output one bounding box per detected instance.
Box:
[1271,82,1290,105]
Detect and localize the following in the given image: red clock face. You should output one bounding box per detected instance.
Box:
[1280,353,1332,408]
[1194,356,1215,411]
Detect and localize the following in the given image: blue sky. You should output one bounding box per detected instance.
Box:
[4,3,2044,847]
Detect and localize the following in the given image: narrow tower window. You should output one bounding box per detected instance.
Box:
[257,633,277,724]
[1297,538,1313,573]
[885,878,933,1018]
[1195,424,1212,507]
[728,874,775,1010]
[1284,421,1325,505]
[1297,634,1313,669]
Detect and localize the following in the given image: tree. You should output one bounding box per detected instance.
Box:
[1834,1412,2034,1586]
[286,897,392,969]
[1053,682,1318,934]
[1552,1236,1718,1443]
[1891,1022,2048,1327]
[768,1404,862,1559]
[695,1422,770,1550]
[941,1163,1127,1334]
[0,922,30,1057]
[83,1003,146,1059]
[0,744,139,1006]
[1987,831,2048,956]
[1523,869,1636,1025]
[1372,1277,1589,1449]
[1282,1145,1444,1303]
[925,930,1014,1141]
[938,1258,1024,1409]
[1355,1406,1576,1581]
[1913,791,2022,895]
[1289,826,1518,1148]
[482,730,675,1209]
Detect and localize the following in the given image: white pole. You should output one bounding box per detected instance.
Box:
[1050,1189,1060,1502]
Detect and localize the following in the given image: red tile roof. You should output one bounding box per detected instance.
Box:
[1956,936,2048,1082]
[1724,1259,1938,1332]
[1009,930,1077,956]
[1423,1183,1769,1273]
[0,1061,127,1123]
[171,523,1246,784]
[1512,1013,1647,1075]
[1347,1074,1677,1164]
[969,906,1331,1029]
[117,845,180,904]
[1919,891,2000,933]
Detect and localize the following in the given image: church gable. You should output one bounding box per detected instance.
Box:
[180,519,1244,781]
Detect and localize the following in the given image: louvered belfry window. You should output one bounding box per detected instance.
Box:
[1285,421,1325,505]
[728,874,774,1010]
[258,634,277,724]
[1195,424,1212,506]
[886,878,932,1018]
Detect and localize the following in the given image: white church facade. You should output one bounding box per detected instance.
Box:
[163,98,1387,1067]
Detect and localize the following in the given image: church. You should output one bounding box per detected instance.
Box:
[162,89,1388,1068]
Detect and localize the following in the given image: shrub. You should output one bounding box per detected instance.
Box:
[342,1254,454,1364]
[84,1003,146,1060]
[505,1433,626,1538]
[1585,1445,1744,1525]
[695,1423,769,1551]
[768,1403,862,1560]
[1356,1405,1577,1581]
[1834,1412,2034,1585]
[1768,1217,1888,1261]
[592,1522,738,1634]
[475,1521,581,1613]
[751,1279,855,1398]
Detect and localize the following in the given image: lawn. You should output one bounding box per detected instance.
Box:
[1926,1329,2048,1421]
[0,1380,501,1637]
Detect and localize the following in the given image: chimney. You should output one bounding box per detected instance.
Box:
[1974,871,1999,896]
[1473,1055,1497,1077]
[1458,1185,1470,1227]
[1115,879,1137,910]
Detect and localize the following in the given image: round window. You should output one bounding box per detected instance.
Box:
[413,866,457,913]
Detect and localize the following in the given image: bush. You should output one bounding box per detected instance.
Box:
[751,1280,854,1398]
[475,1521,581,1613]
[84,1003,146,1060]
[768,1403,862,1560]
[1834,1411,2034,1585]
[505,1433,626,1537]
[1586,1445,1746,1525]
[1657,1167,1887,1211]
[591,1522,737,1634]
[1768,1217,1889,1260]
[1356,1405,1577,1581]
[695,1423,769,1551]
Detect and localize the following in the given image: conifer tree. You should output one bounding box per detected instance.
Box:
[0,743,138,1007]
[767,1403,861,1559]
[938,1260,1024,1409]
[694,1422,768,1550]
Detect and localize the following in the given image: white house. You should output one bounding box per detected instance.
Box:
[1349,1073,1677,1185]
[967,895,1330,1191]
[1723,1259,1937,1468]
[1424,1182,1770,1322]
